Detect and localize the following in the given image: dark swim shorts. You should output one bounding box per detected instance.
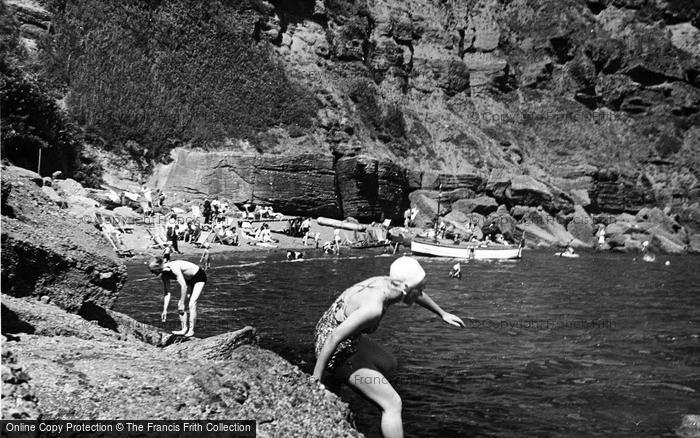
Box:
[186,268,207,286]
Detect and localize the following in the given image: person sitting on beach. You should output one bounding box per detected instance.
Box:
[225,227,239,246]
[200,243,212,271]
[148,257,207,337]
[449,262,461,279]
[101,220,124,246]
[259,223,275,243]
[312,256,465,438]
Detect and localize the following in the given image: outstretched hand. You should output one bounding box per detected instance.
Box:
[442,312,465,328]
[161,310,167,322]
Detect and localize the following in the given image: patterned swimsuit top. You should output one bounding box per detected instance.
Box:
[314,277,389,371]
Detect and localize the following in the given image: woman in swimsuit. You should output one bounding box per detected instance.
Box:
[148,257,207,337]
[312,256,465,438]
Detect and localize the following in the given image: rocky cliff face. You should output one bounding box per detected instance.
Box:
[138,0,699,224]
[6,0,699,240]
[1,165,127,311]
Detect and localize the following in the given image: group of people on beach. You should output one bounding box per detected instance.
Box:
[147,253,465,438]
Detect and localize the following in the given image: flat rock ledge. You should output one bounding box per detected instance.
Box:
[2,295,362,437]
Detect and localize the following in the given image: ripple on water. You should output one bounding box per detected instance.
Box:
[116,250,700,437]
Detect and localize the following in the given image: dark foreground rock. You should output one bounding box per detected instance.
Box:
[4,332,360,437]
[1,344,40,420]
[2,294,362,436]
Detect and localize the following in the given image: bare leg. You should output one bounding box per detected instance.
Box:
[172,286,191,335]
[335,337,400,438]
[184,282,204,337]
[349,368,403,438]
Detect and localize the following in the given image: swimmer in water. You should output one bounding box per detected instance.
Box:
[449,262,462,279]
[641,241,656,262]
[312,256,465,438]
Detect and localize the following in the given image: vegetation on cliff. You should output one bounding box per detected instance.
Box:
[0,2,100,186]
[38,0,318,162]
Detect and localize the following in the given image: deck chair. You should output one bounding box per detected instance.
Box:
[147,227,168,248]
[102,229,134,257]
[213,230,226,245]
[194,231,212,247]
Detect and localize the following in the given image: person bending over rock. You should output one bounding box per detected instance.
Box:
[312,256,465,438]
[148,257,207,337]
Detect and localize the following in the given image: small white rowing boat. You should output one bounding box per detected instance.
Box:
[411,238,523,260]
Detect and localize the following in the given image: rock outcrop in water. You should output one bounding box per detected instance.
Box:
[0,167,363,436]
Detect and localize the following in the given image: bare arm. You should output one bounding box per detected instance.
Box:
[161,278,170,321]
[312,304,383,380]
[416,292,465,328]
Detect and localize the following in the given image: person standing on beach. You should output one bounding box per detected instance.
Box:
[596,224,606,250]
[162,242,173,262]
[203,198,212,225]
[200,242,212,271]
[312,256,465,438]
[333,228,342,254]
[148,257,207,337]
[301,217,311,245]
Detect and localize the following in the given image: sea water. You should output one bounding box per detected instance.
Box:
[117,250,700,437]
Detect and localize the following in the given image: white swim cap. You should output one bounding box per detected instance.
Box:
[390,256,426,289]
[642,241,649,246]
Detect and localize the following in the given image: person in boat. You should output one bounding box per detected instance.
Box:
[449,262,462,279]
[558,240,575,256]
[494,233,508,245]
[438,221,447,239]
[312,256,465,438]
[148,257,207,337]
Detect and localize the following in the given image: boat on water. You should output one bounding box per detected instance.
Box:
[411,237,523,260]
